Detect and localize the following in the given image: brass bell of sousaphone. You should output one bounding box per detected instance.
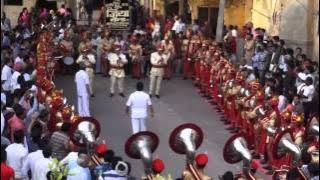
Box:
[169,123,204,165]
[125,131,159,176]
[223,133,252,170]
[69,117,101,149]
[272,129,302,166]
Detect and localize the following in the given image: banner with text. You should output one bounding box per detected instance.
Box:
[105,0,130,30]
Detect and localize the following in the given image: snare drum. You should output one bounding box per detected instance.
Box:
[63,56,74,66]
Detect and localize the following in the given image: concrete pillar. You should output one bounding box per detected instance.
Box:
[216,0,225,42]
[1,0,3,18]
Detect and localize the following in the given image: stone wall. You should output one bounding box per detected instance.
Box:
[313,0,319,62]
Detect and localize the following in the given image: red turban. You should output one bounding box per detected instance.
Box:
[152,159,165,174]
[95,144,107,156]
[195,154,208,167]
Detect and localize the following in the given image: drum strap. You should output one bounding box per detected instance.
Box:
[110,65,123,69]
[152,65,166,68]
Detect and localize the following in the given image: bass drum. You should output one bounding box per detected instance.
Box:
[63,56,74,66]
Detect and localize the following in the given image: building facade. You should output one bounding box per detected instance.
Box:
[1,0,318,61]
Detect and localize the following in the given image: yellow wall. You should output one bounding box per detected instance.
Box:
[2,0,37,26]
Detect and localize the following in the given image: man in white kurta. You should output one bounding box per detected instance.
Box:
[108,46,128,97]
[76,50,96,97]
[149,46,169,98]
[75,64,91,117]
[126,82,154,134]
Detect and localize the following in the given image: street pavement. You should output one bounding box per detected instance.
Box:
[55,74,245,179]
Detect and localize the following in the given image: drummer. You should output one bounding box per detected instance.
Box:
[60,31,74,74]
[76,47,96,97]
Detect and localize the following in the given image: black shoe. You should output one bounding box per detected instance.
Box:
[109,93,114,97]
[119,93,125,98]
[91,94,95,98]
[149,94,153,98]
[155,95,160,99]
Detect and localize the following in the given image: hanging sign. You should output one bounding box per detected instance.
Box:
[105,0,130,30]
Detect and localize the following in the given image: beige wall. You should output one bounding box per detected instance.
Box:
[313,0,319,62]
[2,0,36,26]
[251,0,316,60]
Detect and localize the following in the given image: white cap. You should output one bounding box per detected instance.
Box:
[30,85,37,92]
[298,72,307,81]
[115,161,129,176]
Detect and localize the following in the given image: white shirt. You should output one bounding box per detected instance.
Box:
[133,29,146,35]
[246,73,256,82]
[1,64,12,91]
[172,21,185,33]
[33,157,52,180]
[11,71,21,92]
[297,83,315,102]
[22,150,44,180]
[6,143,28,179]
[231,29,238,37]
[126,91,152,118]
[278,95,287,112]
[60,152,91,180]
[1,111,4,135]
[75,70,90,96]
[103,170,127,180]
[23,73,31,81]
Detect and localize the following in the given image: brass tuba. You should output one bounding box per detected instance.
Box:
[125,131,159,178]
[306,116,319,140]
[69,117,101,154]
[272,129,302,166]
[223,133,256,180]
[169,123,204,164]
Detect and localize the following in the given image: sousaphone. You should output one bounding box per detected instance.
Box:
[69,117,101,148]
[272,129,302,166]
[169,123,204,180]
[223,133,256,180]
[169,123,204,164]
[306,116,319,141]
[125,131,159,177]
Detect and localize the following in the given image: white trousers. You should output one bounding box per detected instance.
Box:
[110,76,124,94]
[77,95,90,117]
[149,75,163,95]
[131,118,146,134]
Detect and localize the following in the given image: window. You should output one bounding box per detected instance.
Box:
[4,0,23,6]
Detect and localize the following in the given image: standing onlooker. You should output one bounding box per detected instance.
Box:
[126,82,154,134]
[50,122,71,161]
[244,34,255,65]
[22,140,45,179]
[1,58,13,93]
[1,12,11,32]
[74,63,91,117]
[252,46,266,82]
[297,77,315,125]
[5,130,28,179]
[1,146,15,180]
[33,146,52,180]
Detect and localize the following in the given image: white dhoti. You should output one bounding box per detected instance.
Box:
[77,95,90,117]
[131,118,147,134]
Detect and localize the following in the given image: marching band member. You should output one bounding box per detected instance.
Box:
[193,43,206,86]
[129,36,143,79]
[101,29,114,77]
[108,45,128,97]
[162,35,175,80]
[183,32,196,80]
[182,153,212,180]
[148,45,169,99]
[76,47,96,97]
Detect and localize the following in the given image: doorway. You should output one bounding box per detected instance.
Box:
[198,7,219,36]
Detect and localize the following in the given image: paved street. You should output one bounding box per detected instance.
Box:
[56,74,243,179]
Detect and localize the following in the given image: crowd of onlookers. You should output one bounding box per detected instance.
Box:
[1,3,319,180]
